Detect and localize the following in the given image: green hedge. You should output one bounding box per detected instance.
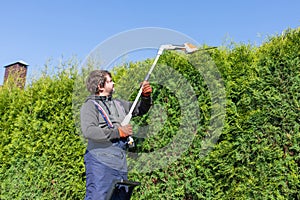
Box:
[0,68,86,199]
[1,28,299,199]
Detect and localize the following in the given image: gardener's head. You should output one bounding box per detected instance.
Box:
[86,70,114,95]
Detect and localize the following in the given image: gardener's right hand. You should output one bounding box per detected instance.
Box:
[118,124,133,138]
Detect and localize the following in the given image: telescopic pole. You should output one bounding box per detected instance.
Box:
[121,46,165,127]
[121,43,200,147]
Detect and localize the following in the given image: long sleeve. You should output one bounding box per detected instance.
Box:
[117,96,152,117]
[134,96,152,116]
[80,100,120,142]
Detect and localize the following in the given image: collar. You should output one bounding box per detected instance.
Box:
[95,95,112,101]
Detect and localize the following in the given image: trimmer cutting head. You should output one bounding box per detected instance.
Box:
[183,43,199,54]
[158,42,199,54]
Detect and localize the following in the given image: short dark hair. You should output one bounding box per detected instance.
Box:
[86,70,112,94]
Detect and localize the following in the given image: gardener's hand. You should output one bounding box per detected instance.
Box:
[118,124,133,138]
[141,81,152,97]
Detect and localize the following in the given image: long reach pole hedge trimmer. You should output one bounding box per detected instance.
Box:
[121,43,207,147]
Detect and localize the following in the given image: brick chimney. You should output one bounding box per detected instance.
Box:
[3,60,29,89]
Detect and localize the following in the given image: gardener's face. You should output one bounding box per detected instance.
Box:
[99,75,114,95]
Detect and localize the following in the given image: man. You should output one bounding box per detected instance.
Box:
[80,70,152,200]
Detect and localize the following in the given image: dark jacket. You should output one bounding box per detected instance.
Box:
[80,95,151,171]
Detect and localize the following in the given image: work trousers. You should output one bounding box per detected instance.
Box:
[84,151,131,200]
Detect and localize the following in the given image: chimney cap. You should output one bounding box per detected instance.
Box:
[4,60,29,68]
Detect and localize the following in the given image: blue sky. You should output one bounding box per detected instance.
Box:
[0,0,299,84]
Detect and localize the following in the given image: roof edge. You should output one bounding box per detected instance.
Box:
[4,60,29,68]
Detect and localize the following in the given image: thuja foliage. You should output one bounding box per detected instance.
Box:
[1,28,300,199]
[0,64,86,199]
[127,29,300,199]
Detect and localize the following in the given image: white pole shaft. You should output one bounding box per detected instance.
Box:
[121,48,164,126]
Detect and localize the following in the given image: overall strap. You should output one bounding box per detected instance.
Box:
[91,100,114,128]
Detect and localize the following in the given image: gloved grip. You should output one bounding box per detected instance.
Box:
[141,81,152,97]
[118,124,133,138]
